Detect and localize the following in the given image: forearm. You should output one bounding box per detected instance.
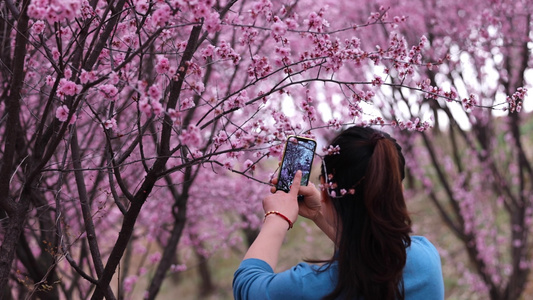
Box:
[313,215,336,243]
[243,215,289,270]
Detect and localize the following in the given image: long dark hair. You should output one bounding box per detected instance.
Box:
[321,126,412,300]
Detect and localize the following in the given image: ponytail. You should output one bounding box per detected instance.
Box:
[321,127,412,300]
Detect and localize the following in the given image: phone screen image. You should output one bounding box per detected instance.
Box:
[276,136,317,193]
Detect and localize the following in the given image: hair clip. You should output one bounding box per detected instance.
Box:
[322,159,365,199]
[323,144,341,156]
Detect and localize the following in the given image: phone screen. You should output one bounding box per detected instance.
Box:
[276,136,317,193]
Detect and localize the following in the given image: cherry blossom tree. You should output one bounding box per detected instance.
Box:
[0,0,530,299]
[352,1,532,299]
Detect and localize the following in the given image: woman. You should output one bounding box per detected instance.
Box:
[233,126,444,299]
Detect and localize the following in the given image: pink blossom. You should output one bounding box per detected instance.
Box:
[239,28,259,46]
[147,86,161,100]
[189,81,205,93]
[80,70,97,84]
[201,45,215,60]
[56,105,69,122]
[149,252,161,264]
[371,76,383,86]
[180,97,195,110]
[228,91,248,109]
[63,1,82,20]
[179,125,202,147]
[136,0,149,14]
[32,20,46,35]
[99,84,119,101]
[301,98,317,122]
[97,49,109,62]
[151,100,164,117]
[45,8,60,23]
[250,0,272,18]
[122,33,138,48]
[108,72,120,85]
[507,87,527,113]
[151,5,171,27]
[167,108,181,122]
[275,47,290,58]
[155,56,170,75]
[58,78,81,97]
[243,159,255,171]
[222,158,234,170]
[104,118,117,130]
[170,264,187,273]
[52,47,60,61]
[248,55,272,78]
[215,41,241,64]
[204,12,222,33]
[27,3,47,19]
[305,11,325,31]
[213,131,228,148]
[285,18,298,30]
[269,144,283,158]
[122,275,138,293]
[64,68,72,79]
[193,3,209,18]
[271,21,287,37]
[139,98,152,116]
[46,75,55,87]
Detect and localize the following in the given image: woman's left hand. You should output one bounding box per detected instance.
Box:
[242,171,303,268]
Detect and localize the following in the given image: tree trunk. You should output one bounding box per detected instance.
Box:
[0,198,31,295]
[196,248,215,297]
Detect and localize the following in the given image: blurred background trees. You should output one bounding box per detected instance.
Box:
[0,0,531,299]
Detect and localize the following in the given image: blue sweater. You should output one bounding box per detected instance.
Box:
[233,236,444,300]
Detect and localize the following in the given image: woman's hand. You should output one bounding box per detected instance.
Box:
[264,171,302,225]
[297,183,323,221]
[270,174,323,222]
[269,172,336,243]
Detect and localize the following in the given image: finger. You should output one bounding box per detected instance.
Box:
[298,184,315,196]
[289,170,302,196]
[270,176,279,193]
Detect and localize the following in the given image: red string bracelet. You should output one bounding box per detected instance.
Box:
[264,211,294,230]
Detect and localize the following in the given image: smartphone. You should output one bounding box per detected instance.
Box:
[276,136,317,193]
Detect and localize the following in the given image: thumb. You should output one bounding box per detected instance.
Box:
[289,170,302,196]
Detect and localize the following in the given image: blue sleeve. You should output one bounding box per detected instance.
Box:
[403,236,445,300]
[232,259,282,300]
[233,258,334,300]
